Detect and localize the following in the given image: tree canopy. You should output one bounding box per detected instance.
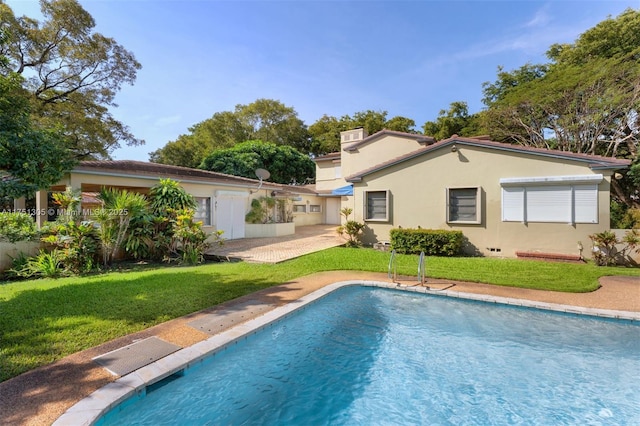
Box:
[308,110,416,154]
[422,101,485,140]
[0,0,142,159]
[0,71,75,198]
[199,140,315,185]
[481,8,640,207]
[150,99,308,168]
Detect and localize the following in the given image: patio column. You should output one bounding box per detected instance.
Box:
[13,197,26,211]
[35,190,48,228]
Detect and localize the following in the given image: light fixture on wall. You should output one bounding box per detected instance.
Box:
[451,144,457,153]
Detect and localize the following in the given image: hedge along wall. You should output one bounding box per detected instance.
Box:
[389,228,464,256]
[0,241,41,272]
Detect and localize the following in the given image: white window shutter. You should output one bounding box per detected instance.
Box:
[573,185,598,223]
[502,187,524,222]
[526,186,571,223]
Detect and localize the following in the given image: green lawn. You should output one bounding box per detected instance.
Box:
[1,247,638,382]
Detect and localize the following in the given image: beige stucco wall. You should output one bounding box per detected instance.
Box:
[350,144,614,259]
[315,160,346,191]
[292,194,326,226]
[342,135,426,178]
[0,241,41,273]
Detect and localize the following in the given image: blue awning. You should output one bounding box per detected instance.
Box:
[331,184,353,196]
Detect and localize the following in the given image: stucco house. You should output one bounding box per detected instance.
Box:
[315,128,631,259]
[15,160,326,240]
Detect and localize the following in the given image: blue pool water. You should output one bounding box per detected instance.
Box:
[100,286,640,425]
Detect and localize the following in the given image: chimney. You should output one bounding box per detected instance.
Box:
[340,127,368,146]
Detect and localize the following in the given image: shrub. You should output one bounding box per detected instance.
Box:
[20,249,64,278]
[145,179,197,261]
[589,229,640,266]
[0,212,39,243]
[171,210,211,265]
[390,228,464,256]
[336,207,365,247]
[5,251,31,280]
[41,220,100,274]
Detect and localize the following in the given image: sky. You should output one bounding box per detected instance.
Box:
[5,0,638,161]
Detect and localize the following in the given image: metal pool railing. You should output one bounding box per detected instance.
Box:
[388,249,397,282]
[418,251,426,285]
[389,250,427,285]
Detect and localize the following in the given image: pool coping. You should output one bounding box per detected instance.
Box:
[53,280,640,426]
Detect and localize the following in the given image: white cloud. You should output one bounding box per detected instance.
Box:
[154,115,182,127]
[524,5,552,28]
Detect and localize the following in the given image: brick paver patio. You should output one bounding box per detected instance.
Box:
[209,224,345,263]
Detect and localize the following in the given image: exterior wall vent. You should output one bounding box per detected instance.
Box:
[340,127,369,145]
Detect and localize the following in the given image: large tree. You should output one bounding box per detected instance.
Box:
[151,99,308,168]
[199,140,315,185]
[149,111,248,168]
[482,8,640,208]
[422,101,485,140]
[0,0,142,159]
[0,71,74,198]
[235,98,309,152]
[308,110,417,154]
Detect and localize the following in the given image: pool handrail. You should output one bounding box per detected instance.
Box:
[418,251,426,285]
[388,249,397,282]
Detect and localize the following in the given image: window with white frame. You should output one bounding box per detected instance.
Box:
[334,164,342,178]
[501,175,601,224]
[365,190,389,221]
[310,204,321,213]
[293,204,306,213]
[194,197,211,226]
[447,187,481,224]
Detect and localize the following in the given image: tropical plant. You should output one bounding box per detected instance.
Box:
[5,251,31,279]
[20,249,64,278]
[589,229,640,266]
[148,178,197,214]
[123,210,155,260]
[145,179,197,260]
[51,187,82,221]
[170,210,212,265]
[0,212,39,243]
[41,220,100,274]
[95,188,148,266]
[245,196,277,224]
[336,207,365,247]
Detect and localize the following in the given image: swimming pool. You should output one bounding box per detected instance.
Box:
[96,285,640,425]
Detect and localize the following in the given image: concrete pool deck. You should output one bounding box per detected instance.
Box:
[1,271,639,425]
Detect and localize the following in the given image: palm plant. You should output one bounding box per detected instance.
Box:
[95,188,148,266]
[51,186,82,221]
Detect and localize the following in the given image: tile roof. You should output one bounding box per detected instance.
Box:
[345,136,631,182]
[343,129,435,152]
[74,160,317,194]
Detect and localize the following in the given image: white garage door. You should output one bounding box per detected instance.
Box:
[215,191,248,240]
